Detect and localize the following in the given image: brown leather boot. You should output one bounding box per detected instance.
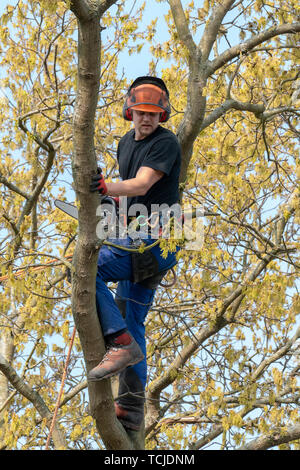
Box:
[88,332,144,382]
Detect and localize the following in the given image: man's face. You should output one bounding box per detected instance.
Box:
[131,109,160,141]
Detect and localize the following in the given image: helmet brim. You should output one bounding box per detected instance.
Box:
[130,103,163,113]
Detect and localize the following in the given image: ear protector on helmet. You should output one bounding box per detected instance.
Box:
[123,76,171,122]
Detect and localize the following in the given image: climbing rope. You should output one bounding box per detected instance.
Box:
[0,254,73,284]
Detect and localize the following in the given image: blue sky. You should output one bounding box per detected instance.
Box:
[112,1,171,80]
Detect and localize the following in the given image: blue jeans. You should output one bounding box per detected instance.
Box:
[96,236,177,389]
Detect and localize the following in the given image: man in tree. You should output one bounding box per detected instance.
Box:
[88,76,181,431]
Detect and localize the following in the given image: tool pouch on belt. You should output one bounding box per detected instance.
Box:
[131,250,168,289]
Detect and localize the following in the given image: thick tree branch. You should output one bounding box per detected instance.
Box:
[238,424,300,450]
[199,0,236,62]
[200,95,299,137]
[168,0,197,55]
[98,0,119,16]
[209,22,300,75]
[70,0,116,21]
[200,98,264,130]
[70,0,95,22]
[0,172,29,200]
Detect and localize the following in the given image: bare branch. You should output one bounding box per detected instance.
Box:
[59,380,87,407]
[18,117,51,153]
[16,145,55,234]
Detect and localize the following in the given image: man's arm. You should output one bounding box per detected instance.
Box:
[106,166,164,197]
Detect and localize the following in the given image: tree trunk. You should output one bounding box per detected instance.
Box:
[70,4,135,449]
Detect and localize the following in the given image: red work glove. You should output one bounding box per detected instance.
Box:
[90,167,108,195]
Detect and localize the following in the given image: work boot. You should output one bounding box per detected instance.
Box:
[88,331,144,382]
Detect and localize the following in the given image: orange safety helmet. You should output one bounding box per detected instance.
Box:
[123,76,171,122]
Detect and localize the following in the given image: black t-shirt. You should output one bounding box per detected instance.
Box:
[117,125,181,214]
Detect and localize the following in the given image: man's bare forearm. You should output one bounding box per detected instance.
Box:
[106,178,147,197]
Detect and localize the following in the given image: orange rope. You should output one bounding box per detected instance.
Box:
[45,326,76,450]
[0,255,73,283]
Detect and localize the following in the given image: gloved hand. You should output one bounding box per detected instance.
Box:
[90,167,108,195]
